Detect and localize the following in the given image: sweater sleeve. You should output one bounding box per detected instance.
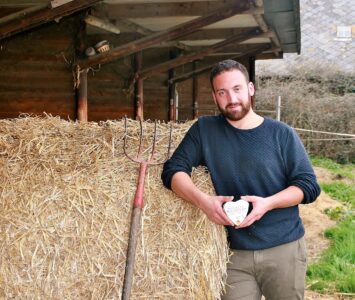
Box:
[161,121,204,190]
[282,128,321,204]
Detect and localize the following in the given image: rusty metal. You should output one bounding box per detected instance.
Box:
[121,117,172,300]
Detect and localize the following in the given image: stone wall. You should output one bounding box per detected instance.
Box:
[257,0,355,75]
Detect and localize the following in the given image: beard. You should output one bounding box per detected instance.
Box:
[217,94,252,121]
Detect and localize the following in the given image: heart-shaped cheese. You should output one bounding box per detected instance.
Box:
[223,200,249,226]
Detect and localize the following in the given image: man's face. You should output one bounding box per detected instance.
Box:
[212,69,255,122]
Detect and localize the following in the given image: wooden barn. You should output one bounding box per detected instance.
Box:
[0,0,301,122]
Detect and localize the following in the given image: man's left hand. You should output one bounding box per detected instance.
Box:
[235,195,272,229]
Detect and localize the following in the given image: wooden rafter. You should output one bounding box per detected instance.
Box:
[114,18,154,36]
[113,28,262,46]
[113,18,191,51]
[180,27,259,41]
[138,28,266,79]
[84,15,120,34]
[169,44,272,84]
[106,1,263,18]
[192,43,273,54]
[0,4,47,25]
[0,0,102,40]
[78,0,253,69]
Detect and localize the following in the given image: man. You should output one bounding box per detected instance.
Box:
[161,59,320,300]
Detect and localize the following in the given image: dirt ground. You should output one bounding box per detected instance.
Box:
[300,167,349,300]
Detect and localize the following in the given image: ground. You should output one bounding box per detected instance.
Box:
[300,167,348,300]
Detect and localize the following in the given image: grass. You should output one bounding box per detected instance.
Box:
[321,182,355,204]
[307,218,355,294]
[311,156,355,180]
[306,157,355,294]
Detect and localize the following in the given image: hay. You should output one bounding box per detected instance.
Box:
[0,116,229,299]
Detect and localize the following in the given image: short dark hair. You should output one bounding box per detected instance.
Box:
[210,60,250,90]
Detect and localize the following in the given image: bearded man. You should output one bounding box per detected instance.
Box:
[161,60,320,300]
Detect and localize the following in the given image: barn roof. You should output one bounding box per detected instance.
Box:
[0,0,301,66]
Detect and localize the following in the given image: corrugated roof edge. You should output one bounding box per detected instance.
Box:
[293,0,301,54]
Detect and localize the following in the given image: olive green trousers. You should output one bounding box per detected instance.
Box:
[222,237,307,300]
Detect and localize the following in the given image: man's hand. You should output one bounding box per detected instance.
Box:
[171,172,234,226]
[235,195,271,228]
[235,187,305,229]
[199,195,234,226]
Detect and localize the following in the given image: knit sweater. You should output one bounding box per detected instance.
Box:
[161,115,320,250]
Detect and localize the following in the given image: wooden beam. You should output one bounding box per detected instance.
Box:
[193,42,272,54]
[180,27,258,41]
[78,0,252,68]
[84,15,120,34]
[114,18,153,36]
[113,18,191,51]
[169,44,271,84]
[50,0,74,8]
[0,1,46,8]
[106,1,263,18]
[116,28,256,39]
[0,4,48,25]
[0,0,102,40]
[138,28,264,79]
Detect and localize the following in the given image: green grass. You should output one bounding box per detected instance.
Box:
[307,218,355,294]
[306,157,355,294]
[320,182,355,205]
[311,156,355,180]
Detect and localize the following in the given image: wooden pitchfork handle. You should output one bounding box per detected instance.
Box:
[122,162,147,300]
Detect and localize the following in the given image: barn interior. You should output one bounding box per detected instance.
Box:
[0,0,301,122]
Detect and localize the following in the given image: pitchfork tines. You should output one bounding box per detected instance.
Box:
[123,116,172,165]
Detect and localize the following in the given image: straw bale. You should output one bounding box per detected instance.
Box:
[0,116,229,299]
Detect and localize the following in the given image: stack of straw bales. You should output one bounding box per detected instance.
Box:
[0,116,229,299]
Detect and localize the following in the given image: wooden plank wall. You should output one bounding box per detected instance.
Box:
[0,18,76,119]
[85,57,135,122]
[85,33,134,121]
[142,48,170,121]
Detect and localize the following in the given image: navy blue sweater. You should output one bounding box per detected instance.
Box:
[161,115,320,250]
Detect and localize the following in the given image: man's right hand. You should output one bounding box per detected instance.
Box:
[171,172,234,226]
[198,195,234,226]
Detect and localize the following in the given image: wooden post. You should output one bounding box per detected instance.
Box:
[77,69,88,122]
[168,50,178,122]
[276,96,281,121]
[75,14,88,122]
[192,60,199,119]
[135,52,143,121]
[169,82,176,122]
[248,55,256,109]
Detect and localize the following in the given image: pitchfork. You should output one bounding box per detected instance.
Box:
[121,117,172,300]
